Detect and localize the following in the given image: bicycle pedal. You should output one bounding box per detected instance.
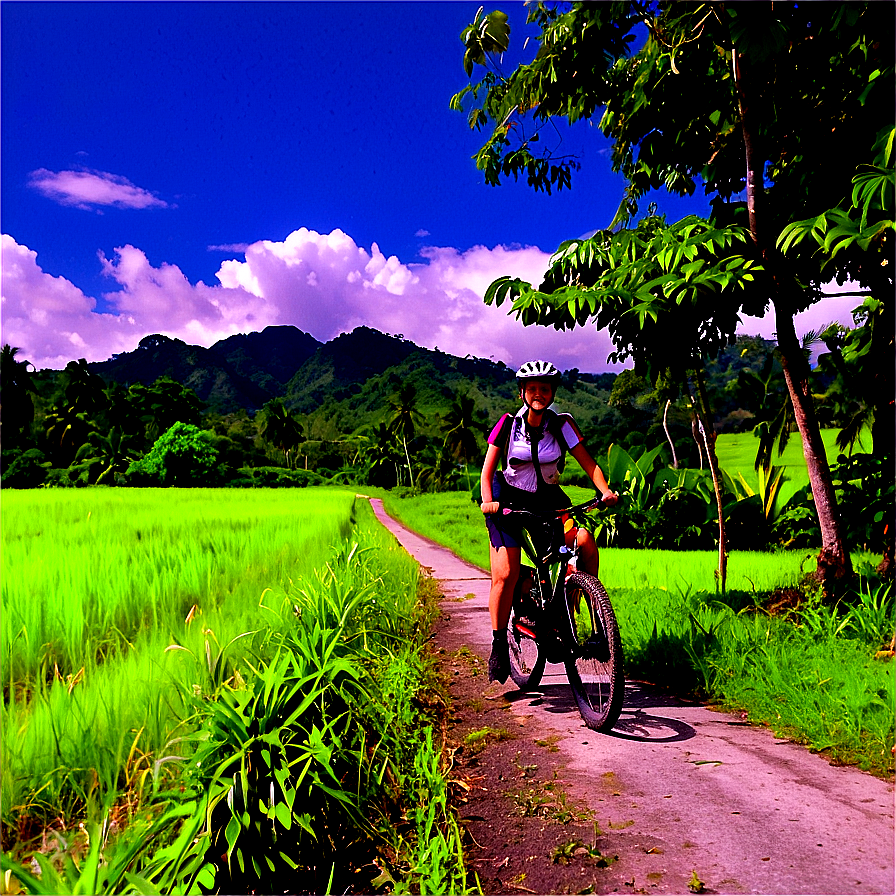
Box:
[513,620,537,639]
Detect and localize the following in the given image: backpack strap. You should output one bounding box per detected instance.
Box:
[493,413,514,471]
[545,409,569,453]
[495,409,572,474]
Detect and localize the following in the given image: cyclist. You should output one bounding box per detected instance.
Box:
[480,360,618,683]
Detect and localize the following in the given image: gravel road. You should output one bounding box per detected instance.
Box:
[369,498,895,896]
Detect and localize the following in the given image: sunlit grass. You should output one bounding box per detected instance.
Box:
[1,489,360,821]
[715,427,868,500]
[2,488,357,684]
[2,489,469,893]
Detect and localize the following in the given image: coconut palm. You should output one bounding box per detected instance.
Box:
[388,383,422,489]
[260,399,305,469]
[0,344,37,449]
[358,423,403,488]
[73,427,141,485]
[441,391,485,490]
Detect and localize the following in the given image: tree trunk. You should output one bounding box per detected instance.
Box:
[733,44,852,590]
[691,371,727,592]
[775,308,853,582]
[401,436,416,490]
[663,399,678,469]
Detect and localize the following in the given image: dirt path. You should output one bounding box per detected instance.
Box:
[369,499,895,896]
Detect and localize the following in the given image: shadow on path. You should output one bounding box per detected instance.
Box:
[503,680,697,742]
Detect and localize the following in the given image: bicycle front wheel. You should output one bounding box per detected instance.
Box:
[563,572,624,732]
[507,604,545,690]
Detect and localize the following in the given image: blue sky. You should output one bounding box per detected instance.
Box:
[1,1,857,371]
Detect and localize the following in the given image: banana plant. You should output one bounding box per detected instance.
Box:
[735,465,785,523]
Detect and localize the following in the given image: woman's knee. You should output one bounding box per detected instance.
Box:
[490,547,520,587]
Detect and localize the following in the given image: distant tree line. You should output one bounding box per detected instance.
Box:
[1,330,889,568]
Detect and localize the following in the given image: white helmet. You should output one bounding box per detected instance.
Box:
[516,359,561,383]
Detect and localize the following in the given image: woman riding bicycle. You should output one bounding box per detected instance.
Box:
[480,360,618,683]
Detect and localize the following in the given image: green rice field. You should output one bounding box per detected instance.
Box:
[1,488,468,894]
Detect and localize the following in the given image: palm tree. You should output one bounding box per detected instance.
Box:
[0,344,37,449]
[73,427,141,485]
[60,359,108,416]
[260,399,305,469]
[388,383,422,489]
[358,423,403,488]
[44,405,94,466]
[441,391,484,490]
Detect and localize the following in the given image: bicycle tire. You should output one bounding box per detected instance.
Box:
[563,572,624,731]
[507,604,545,690]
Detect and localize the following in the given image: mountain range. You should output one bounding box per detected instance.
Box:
[87,326,618,440]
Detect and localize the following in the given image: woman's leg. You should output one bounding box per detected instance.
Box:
[568,527,599,577]
[488,544,520,682]
[489,544,521,630]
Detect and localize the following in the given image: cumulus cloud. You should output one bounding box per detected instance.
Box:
[1,227,868,373]
[1,235,141,368]
[738,280,869,358]
[27,168,169,211]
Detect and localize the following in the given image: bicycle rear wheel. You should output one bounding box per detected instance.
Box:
[563,572,624,731]
[507,604,545,690]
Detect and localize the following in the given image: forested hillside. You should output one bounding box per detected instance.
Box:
[4,323,884,562]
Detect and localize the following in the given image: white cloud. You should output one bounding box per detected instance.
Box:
[27,168,170,211]
[1,235,139,368]
[737,280,869,360]
[1,227,868,373]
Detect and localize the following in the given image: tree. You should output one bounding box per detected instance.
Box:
[73,428,141,485]
[0,345,37,450]
[778,128,895,460]
[388,383,422,489]
[452,2,894,588]
[259,399,305,469]
[441,392,485,490]
[127,422,220,486]
[130,377,205,446]
[43,359,109,464]
[358,422,404,489]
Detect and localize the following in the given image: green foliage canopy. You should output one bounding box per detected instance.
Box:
[127,421,220,486]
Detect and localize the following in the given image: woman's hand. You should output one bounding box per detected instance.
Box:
[481,501,500,515]
[601,490,619,507]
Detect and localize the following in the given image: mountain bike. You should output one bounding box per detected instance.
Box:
[503,495,624,732]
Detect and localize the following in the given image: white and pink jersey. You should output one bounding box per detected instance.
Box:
[488,407,580,493]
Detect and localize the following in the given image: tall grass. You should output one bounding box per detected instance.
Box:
[2,489,471,893]
[2,488,355,684]
[2,490,358,821]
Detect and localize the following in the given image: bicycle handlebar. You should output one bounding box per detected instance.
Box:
[501,493,611,519]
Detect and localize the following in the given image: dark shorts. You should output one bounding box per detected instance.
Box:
[485,472,568,551]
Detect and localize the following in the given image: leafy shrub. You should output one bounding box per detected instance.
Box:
[228,466,325,488]
[1,448,49,488]
[769,453,894,552]
[830,453,894,554]
[127,422,221,486]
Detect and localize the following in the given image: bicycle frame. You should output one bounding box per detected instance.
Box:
[505,496,604,659]
[502,494,625,731]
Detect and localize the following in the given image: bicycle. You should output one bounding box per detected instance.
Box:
[502,495,624,732]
